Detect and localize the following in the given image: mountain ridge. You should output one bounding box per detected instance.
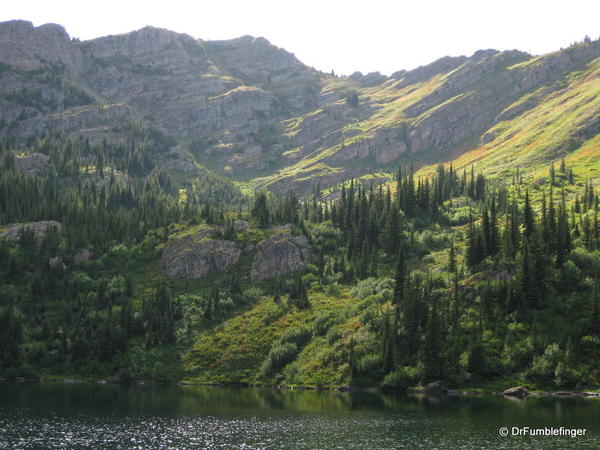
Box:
[1,20,599,194]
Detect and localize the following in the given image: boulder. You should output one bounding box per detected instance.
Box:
[48,256,65,270]
[162,227,241,279]
[503,386,528,398]
[233,219,249,231]
[424,381,448,396]
[405,387,425,395]
[0,220,62,241]
[250,228,312,281]
[74,249,94,264]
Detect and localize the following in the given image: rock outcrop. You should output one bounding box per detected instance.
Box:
[233,219,249,231]
[503,386,528,398]
[0,220,62,241]
[48,256,65,270]
[16,153,49,174]
[161,146,197,172]
[250,226,312,281]
[74,249,94,264]
[424,381,448,396]
[162,227,241,279]
[2,20,600,195]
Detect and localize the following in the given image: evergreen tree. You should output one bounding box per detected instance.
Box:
[423,299,443,381]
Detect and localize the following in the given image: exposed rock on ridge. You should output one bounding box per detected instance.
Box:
[251,226,313,281]
[162,227,241,279]
[0,220,63,241]
[2,20,600,195]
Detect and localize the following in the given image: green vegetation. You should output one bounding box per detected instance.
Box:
[2,131,599,393]
[2,37,600,394]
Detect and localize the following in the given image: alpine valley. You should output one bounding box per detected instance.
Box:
[1,20,600,393]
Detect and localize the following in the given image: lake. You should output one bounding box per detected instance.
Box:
[0,382,598,449]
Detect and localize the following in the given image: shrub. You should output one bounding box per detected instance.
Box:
[260,342,298,377]
[279,326,312,348]
[313,312,337,336]
[326,326,341,345]
[554,361,579,387]
[302,273,318,286]
[381,366,421,390]
[358,353,384,377]
[527,343,563,384]
[467,343,487,378]
[243,287,263,301]
[282,361,301,385]
[351,277,394,302]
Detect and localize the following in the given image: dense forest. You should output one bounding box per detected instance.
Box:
[1,133,600,391]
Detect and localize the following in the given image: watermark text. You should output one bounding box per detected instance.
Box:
[499,426,587,438]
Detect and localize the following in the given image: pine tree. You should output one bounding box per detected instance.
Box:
[523,190,535,239]
[423,299,443,381]
[448,241,457,273]
[251,191,270,227]
[382,204,400,255]
[393,248,407,305]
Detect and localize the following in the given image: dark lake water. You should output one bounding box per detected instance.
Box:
[0,382,599,449]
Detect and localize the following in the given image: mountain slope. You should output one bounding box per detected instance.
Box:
[1,20,599,195]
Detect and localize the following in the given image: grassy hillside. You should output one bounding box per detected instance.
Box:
[427,57,600,184]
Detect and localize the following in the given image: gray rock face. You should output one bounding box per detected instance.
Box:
[0,220,62,241]
[503,386,528,398]
[162,228,241,279]
[424,381,448,396]
[251,228,312,281]
[8,104,138,142]
[0,20,80,71]
[49,256,65,270]
[16,153,49,174]
[2,20,600,197]
[233,219,249,231]
[161,146,196,172]
[74,249,94,264]
[0,21,309,165]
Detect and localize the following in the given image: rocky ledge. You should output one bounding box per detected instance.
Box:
[162,226,241,279]
[250,226,312,281]
[16,153,49,174]
[0,220,62,241]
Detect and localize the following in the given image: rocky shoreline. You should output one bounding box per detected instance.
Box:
[405,382,600,398]
[2,377,599,399]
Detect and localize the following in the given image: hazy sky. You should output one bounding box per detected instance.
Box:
[1,0,599,75]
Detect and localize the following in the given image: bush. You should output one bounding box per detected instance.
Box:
[313,312,337,336]
[282,361,301,385]
[302,273,318,286]
[260,342,298,377]
[358,353,384,377]
[467,343,487,378]
[381,366,421,390]
[502,325,534,370]
[527,343,563,385]
[351,277,394,302]
[554,361,579,387]
[326,326,341,345]
[243,287,263,301]
[569,248,600,277]
[325,281,341,296]
[279,326,312,348]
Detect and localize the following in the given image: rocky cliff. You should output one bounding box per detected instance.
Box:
[250,226,313,281]
[162,226,241,279]
[1,20,600,194]
[0,220,62,240]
